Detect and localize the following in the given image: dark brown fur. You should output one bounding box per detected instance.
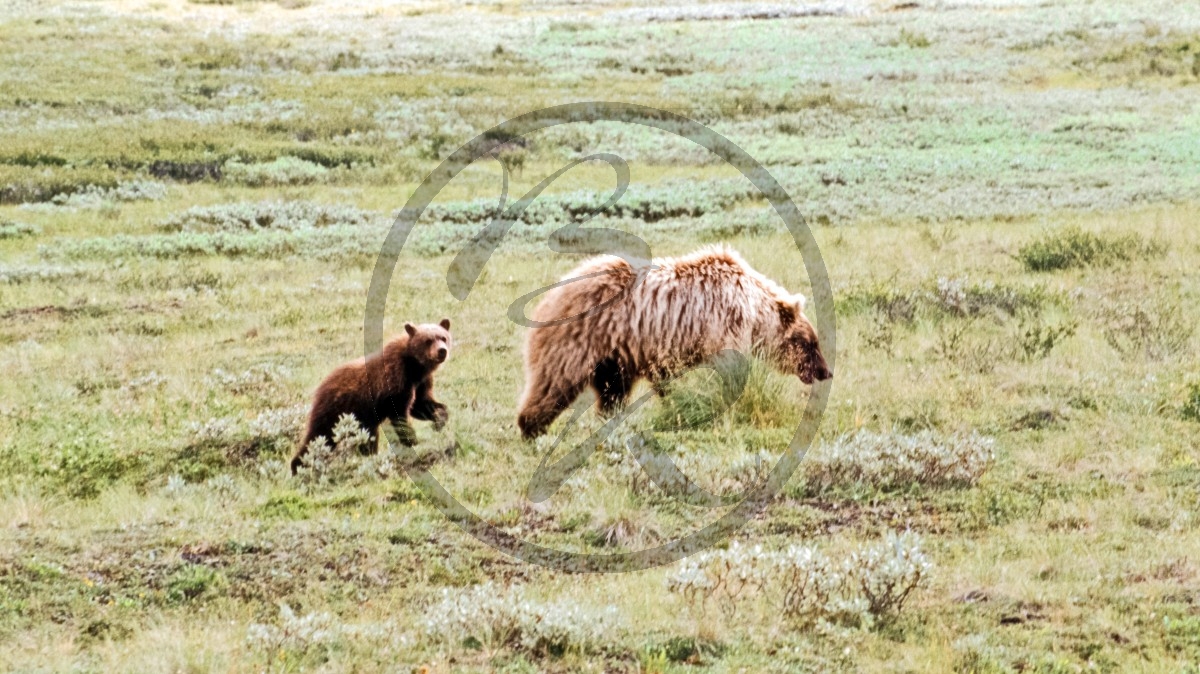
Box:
[290,319,451,474]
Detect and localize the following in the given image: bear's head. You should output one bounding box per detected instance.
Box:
[772,294,832,385]
[404,318,452,368]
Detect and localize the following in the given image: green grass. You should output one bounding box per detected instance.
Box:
[2,0,1200,672]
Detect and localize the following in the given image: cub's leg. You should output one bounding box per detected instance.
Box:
[410,378,449,430]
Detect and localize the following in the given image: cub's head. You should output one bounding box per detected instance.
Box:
[404,318,452,368]
[773,294,832,385]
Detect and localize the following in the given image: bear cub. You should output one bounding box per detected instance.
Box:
[290,319,451,474]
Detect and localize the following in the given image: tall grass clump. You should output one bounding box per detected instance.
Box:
[667,532,931,628]
[1181,383,1200,423]
[1017,225,1166,271]
[423,583,622,657]
[651,354,798,431]
[802,430,994,494]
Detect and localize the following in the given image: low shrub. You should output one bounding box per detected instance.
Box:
[420,179,754,226]
[37,438,141,499]
[597,430,778,505]
[42,225,386,261]
[185,404,307,464]
[1016,225,1166,271]
[246,604,399,664]
[295,414,375,485]
[159,200,377,233]
[49,180,168,208]
[423,583,622,657]
[841,277,1052,323]
[165,564,227,604]
[1099,292,1194,360]
[667,531,931,628]
[0,165,121,204]
[0,264,86,284]
[222,156,330,187]
[206,363,291,396]
[0,218,40,239]
[802,430,994,494]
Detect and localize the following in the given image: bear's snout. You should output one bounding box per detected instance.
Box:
[436,346,448,362]
[799,350,832,384]
[810,352,832,383]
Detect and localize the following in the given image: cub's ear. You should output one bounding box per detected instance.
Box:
[793,292,807,312]
[404,322,417,337]
[439,318,451,331]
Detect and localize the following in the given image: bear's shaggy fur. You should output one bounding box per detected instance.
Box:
[290,319,451,473]
[516,246,831,438]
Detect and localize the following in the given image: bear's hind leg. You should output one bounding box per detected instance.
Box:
[291,410,340,475]
[517,376,589,439]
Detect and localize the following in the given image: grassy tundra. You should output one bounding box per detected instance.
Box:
[2,0,1199,671]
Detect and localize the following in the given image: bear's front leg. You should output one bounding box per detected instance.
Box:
[411,398,448,430]
[411,378,448,430]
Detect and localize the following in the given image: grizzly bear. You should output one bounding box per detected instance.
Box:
[290,319,451,474]
[516,246,831,439]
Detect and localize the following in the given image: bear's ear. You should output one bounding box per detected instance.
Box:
[404,322,417,337]
[439,318,451,331]
[777,298,798,325]
[793,292,807,312]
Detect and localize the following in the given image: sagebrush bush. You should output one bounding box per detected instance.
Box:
[295,414,374,484]
[0,165,122,204]
[185,404,307,461]
[597,429,778,504]
[159,200,377,233]
[43,226,385,261]
[207,363,290,395]
[223,156,330,186]
[802,430,994,494]
[420,179,753,225]
[667,532,931,627]
[0,264,84,284]
[246,604,400,662]
[50,180,168,208]
[423,583,622,657]
[0,218,40,239]
[1017,225,1166,271]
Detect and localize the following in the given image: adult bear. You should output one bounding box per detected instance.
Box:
[290,320,451,474]
[516,246,831,439]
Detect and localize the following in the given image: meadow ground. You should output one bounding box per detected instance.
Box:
[1,0,1199,671]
